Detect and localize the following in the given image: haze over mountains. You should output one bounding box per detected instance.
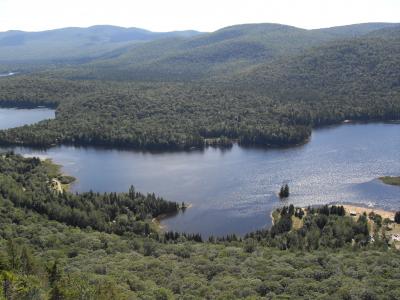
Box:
[0,25,202,62]
[2,10,400,298]
[86,22,400,78]
[0,22,398,77]
[0,21,399,150]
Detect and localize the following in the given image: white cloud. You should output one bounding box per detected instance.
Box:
[0,0,399,32]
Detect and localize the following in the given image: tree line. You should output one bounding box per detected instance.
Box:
[0,152,180,236]
[2,67,398,151]
[2,154,400,298]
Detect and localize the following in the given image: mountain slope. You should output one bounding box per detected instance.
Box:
[315,22,400,38]
[234,28,400,97]
[0,24,399,150]
[0,25,202,62]
[229,28,400,125]
[66,22,400,81]
[75,23,335,80]
[1,22,398,79]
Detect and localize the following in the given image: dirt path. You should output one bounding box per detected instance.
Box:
[51,178,63,193]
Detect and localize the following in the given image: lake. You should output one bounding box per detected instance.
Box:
[0,108,399,237]
[0,107,55,129]
[0,72,16,77]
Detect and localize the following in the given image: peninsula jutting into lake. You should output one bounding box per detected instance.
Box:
[1,3,400,297]
[1,108,399,237]
[380,176,400,186]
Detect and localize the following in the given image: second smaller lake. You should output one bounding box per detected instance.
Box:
[0,107,55,129]
[0,72,16,77]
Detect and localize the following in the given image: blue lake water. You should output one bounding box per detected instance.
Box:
[0,72,16,77]
[0,108,399,237]
[0,107,55,129]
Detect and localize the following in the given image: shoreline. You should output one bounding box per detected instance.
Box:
[340,204,395,220]
[152,203,193,232]
[379,176,400,186]
[1,111,398,153]
[30,156,76,192]
[271,203,396,226]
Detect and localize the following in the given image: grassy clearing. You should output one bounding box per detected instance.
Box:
[291,215,304,229]
[272,208,304,229]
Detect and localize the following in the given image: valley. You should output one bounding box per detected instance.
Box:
[0,107,399,237]
[0,19,400,299]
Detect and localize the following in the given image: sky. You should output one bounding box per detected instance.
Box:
[0,0,399,32]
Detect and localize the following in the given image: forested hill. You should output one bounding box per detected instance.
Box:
[0,25,202,62]
[2,22,398,80]
[314,22,400,38]
[227,28,400,124]
[0,80,311,149]
[1,152,400,298]
[233,27,400,93]
[52,22,400,81]
[0,23,399,150]
[73,23,333,81]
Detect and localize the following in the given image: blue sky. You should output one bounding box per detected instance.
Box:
[0,0,399,32]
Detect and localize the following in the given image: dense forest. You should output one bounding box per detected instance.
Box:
[1,23,398,80]
[1,20,400,299]
[0,78,311,149]
[71,22,400,82]
[0,25,399,150]
[1,152,400,299]
[0,152,180,235]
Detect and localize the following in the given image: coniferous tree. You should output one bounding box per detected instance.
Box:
[1,271,15,300]
[279,184,290,198]
[6,240,19,271]
[289,204,294,216]
[20,247,35,275]
[48,261,61,287]
[395,211,400,224]
[50,284,64,300]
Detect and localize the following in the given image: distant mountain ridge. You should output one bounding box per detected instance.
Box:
[0,25,201,45]
[0,25,203,62]
[314,22,400,38]
[0,22,398,66]
[44,22,399,81]
[0,23,399,152]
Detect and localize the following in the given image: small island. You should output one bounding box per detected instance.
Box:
[379,176,400,186]
[279,184,290,199]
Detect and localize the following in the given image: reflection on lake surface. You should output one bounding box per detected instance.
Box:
[0,108,399,237]
[0,72,16,77]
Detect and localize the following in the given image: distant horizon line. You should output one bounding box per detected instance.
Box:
[1,21,399,34]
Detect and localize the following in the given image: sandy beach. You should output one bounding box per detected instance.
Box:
[341,204,395,220]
